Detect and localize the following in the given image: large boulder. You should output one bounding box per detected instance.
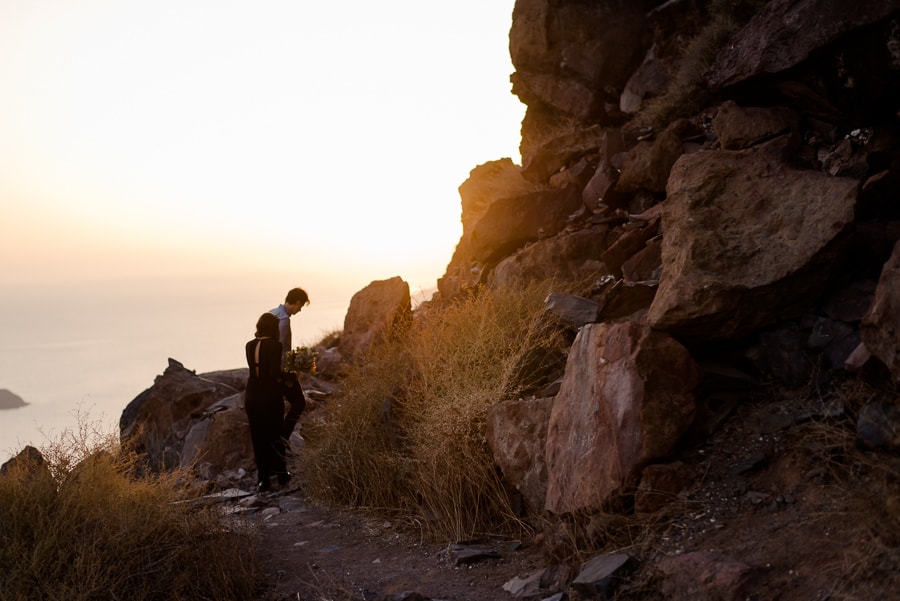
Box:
[485,396,554,514]
[544,321,699,514]
[711,101,799,151]
[339,277,411,358]
[648,136,858,341]
[489,228,611,291]
[615,120,686,195]
[465,184,583,265]
[180,393,254,473]
[706,0,900,90]
[510,0,653,123]
[119,359,244,471]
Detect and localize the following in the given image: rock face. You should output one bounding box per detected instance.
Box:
[119,359,247,471]
[544,322,698,514]
[445,0,900,571]
[339,276,412,359]
[860,241,900,380]
[105,2,900,597]
[647,136,858,340]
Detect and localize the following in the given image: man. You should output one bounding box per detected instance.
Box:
[270,287,310,367]
[270,287,310,458]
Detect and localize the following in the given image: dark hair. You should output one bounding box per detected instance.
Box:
[255,312,280,338]
[285,287,310,306]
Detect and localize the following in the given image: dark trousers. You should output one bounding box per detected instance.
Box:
[281,378,306,442]
[245,394,286,485]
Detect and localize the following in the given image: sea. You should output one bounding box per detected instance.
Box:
[0,273,354,463]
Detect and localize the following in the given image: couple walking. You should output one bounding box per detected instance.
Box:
[245,287,309,492]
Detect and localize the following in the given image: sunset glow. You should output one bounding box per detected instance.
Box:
[0,1,524,292]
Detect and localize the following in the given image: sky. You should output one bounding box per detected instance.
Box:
[0,0,525,297]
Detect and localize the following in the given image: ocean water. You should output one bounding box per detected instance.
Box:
[0,274,350,462]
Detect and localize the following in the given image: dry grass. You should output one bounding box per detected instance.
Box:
[789,378,900,599]
[637,0,767,129]
[0,417,258,601]
[300,282,565,541]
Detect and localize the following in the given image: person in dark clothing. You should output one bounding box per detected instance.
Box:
[244,312,290,491]
[270,286,310,447]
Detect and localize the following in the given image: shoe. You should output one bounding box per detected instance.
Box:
[277,472,292,486]
[258,479,272,492]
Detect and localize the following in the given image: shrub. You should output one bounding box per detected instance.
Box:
[301,282,564,540]
[0,420,258,601]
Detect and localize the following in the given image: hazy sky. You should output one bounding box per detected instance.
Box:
[0,0,524,294]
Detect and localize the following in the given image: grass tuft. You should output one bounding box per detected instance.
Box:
[0,417,258,601]
[300,282,565,541]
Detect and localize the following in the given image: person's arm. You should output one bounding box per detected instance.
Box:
[278,318,291,369]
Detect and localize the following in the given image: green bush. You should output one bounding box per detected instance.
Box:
[301,282,565,540]
[0,422,258,601]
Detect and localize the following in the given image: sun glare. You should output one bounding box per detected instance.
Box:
[0,1,523,292]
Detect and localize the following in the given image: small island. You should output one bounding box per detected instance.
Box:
[0,389,27,410]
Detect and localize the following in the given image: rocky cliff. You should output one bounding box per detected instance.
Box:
[108,2,900,599]
[441,0,900,597]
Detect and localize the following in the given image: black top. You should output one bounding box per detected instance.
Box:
[245,337,282,397]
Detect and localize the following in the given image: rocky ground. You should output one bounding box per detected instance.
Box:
[223,376,899,601]
[246,491,546,601]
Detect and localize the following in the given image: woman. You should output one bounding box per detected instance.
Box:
[244,312,289,491]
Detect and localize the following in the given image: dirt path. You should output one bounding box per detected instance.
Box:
[246,489,545,601]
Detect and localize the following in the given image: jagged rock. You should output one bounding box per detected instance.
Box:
[599,205,661,276]
[311,346,343,378]
[0,445,47,478]
[503,564,570,600]
[655,551,761,601]
[119,359,244,471]
[458,159,537,240]
[648,136,858,341]
[620,45,669,114]
[544,292,599,330]
[485,396,553,514]
[806,317,859,370]
[706,0,900,90]
[503,569,544,600]
[510,0,653,126]
[582,130,627,210]
[856,401,900,451]
[711,101,799,150]
[544,321,699,514]
[615,121,686,194]
[595,280,658,322]
[339,277,411,359]
[861,241,900,380]
[571,553,637,599]
[490,229,611,293]
[464,184,583,265]
[844,342,873,372]
[518,125,606,183]
[445,543,501,566]
[621,235,662,283]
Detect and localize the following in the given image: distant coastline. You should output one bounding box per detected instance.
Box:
[0,389,27,410]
